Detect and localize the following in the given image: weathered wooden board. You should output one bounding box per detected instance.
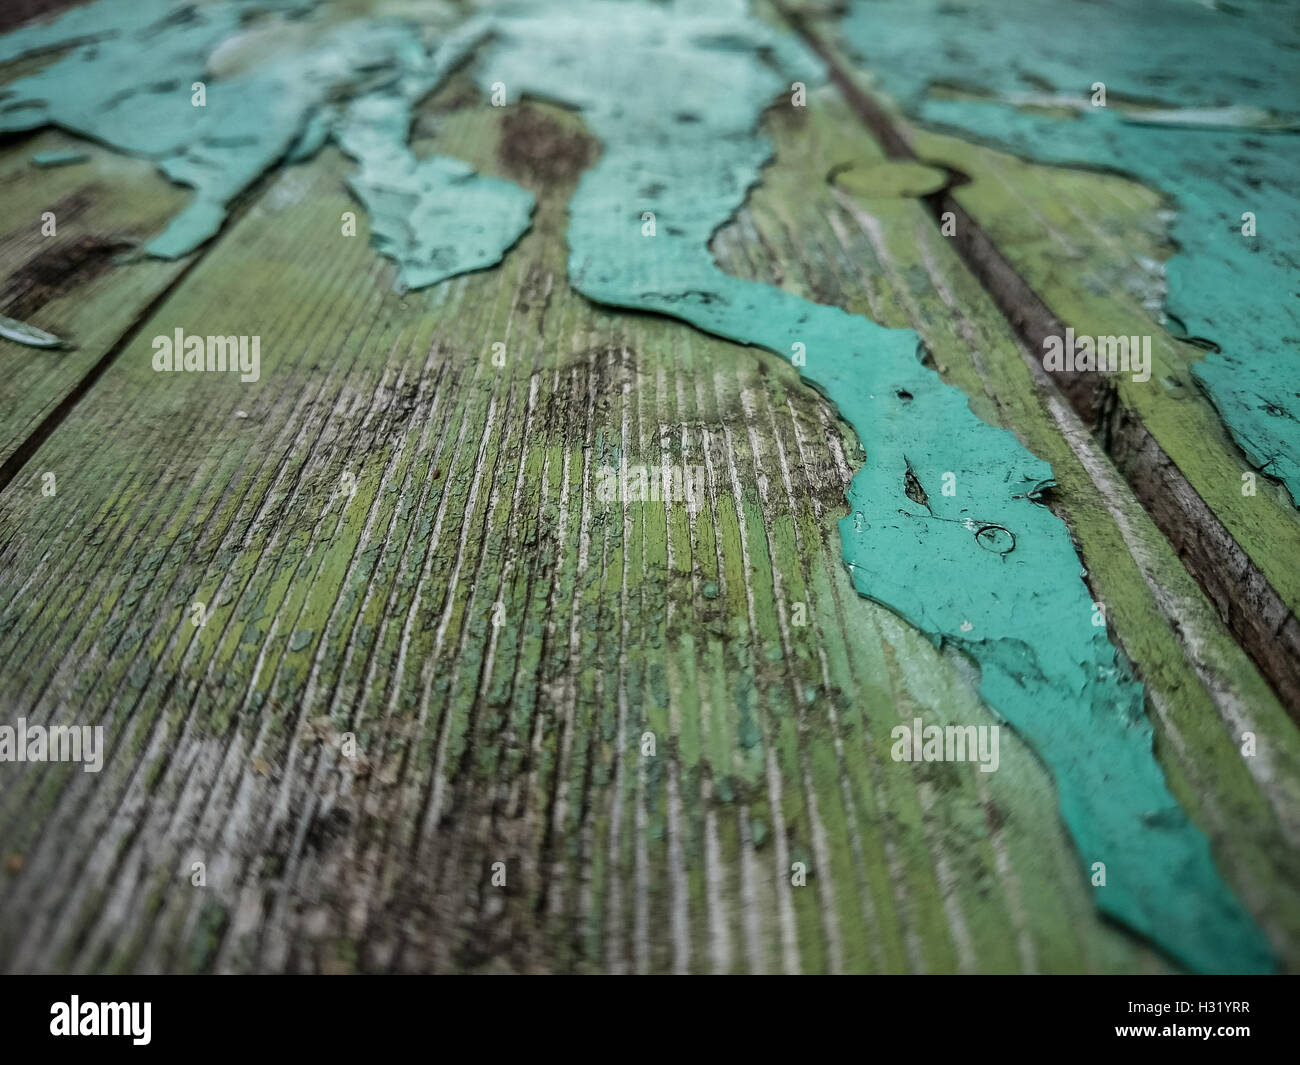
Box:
[0,39,1296,977]
[0,128,194,470]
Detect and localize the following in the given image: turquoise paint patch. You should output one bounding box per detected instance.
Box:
[0,1,531,280]
[1,0,302,254]
[478,0,1271,972]
[338,96,533,289]
[331,20,534,289]
[838,0,1300,504]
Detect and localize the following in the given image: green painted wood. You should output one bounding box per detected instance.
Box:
[730,90,1300,968]
[910,127,1300,614]
[481,0,1273,972]
[0,54,1295,972]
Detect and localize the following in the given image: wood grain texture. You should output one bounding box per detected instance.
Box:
[0,52,1296,972]
[0,129,195,469]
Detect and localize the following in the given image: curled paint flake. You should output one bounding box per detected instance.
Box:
[29,150,88,167]
[0,313,65,349]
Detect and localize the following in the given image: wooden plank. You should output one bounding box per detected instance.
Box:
[1,64,1296,974]
[0,127,195,469]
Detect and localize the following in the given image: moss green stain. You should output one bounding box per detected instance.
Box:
[839,0,1300,505]
[476,1,1271,972]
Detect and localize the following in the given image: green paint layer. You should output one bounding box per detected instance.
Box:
[839,0,1300,503]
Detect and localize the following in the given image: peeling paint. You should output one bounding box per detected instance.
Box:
[29,149,86,167]
[476,0,1272,973]
[0,0,531,279]
[335,89,533,290]
[0,311,64,348]
[0,0,1276,971]
[839,0,1300,503]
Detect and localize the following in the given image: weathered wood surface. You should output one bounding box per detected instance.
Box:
[785,0,1300,717]
[0,4,1297,973]
[0,128,194,471]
